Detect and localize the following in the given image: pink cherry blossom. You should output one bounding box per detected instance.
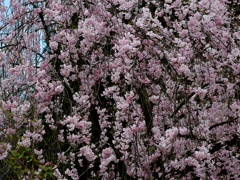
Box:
[0,0,239,179]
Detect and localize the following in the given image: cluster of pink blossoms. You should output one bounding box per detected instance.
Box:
[0,0,239,179]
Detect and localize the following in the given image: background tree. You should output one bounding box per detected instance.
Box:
[0,0,239,179]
